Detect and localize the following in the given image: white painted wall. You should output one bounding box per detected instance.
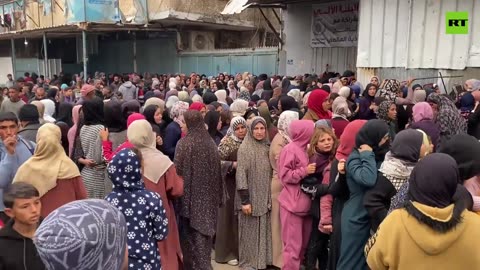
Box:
[0,57,13,87]
[283,2,357,75]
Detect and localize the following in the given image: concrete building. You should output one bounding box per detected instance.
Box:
[0,0,281,83]
[226,0,480,91]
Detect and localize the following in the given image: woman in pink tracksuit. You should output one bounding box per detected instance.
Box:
[278,119,316,270]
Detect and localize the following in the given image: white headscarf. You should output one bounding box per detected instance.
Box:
[278,110,299,143]
[40,99,56,123]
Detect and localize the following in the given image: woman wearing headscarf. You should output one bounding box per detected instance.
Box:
[366,154,480,270]
[370,76,380,87]
[106,148,168,270]
[215,89,229,111]
[409,102,441,151]
[319,120,367,270]
[121,99,141,119]
[35,199,128,270]
[30,100,46,124]
[339,86,358,118]
[101,101,128,156]
[337,119,389,270]
[377,100,398,140]
[228,80,238,100]
[358,83,378,120]
[13,124,87,218]
[287,89,302,106]
[303,90,332,122]
[143,105,164,150]
[268,111,299,269]
[174,110,223,269]
[164,101,189,161]
[55,102,73,127]
[75,97,107,199]
[438,134,480,212]
[331,96,351,138]
[40,98,56,123]
[236,116,273,270]
[278,95,302,117]
[203,91,218,105]
[427,93,467,145]
[214,116,248,266]
[230,99,249,118]
[281,78,291,94]
[238,87,251,103]
[204,110,224,145]
[364,129,428,232]
[259,106,277,141]
[128,120,184,270]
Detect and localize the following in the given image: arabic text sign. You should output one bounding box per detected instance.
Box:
[311,1,359,47]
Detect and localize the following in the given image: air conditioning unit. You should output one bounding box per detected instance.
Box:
[189,31,215,51]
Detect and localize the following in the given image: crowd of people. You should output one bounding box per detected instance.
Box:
[0,69,480,270]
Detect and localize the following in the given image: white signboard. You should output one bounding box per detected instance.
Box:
[311,1,359,47]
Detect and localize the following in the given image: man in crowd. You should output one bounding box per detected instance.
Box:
[29,87,46,103]
[110,74,122,92]
[0,86,26,116]
[0,183,45,270]
[0,112,35,224]
[17,104,42,143]
[119,74,138,101]
[5,74,14,88]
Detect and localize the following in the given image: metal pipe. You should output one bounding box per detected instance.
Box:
[82,30,87,80]
[10,38,16,79]
[43,32,48,78]
[133,32,137,73]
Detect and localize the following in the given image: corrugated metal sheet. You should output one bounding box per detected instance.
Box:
[313,47,357,74]
[357,0,480,69]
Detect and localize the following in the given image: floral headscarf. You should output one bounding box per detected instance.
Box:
[277,110,299,143]
[169,101,189,126]
[427,93,467,138]
[287,88,302,103]
[377,100,394,122]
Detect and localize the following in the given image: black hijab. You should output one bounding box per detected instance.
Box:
[143,104,161,135]
[104,101,127,133]
[281,78,291,94]
[121,100,141,119]
[438,134,480,182]
[56,102,73,127]
[244,107,260,120]
[263,78,272,91]
[355,119,390,161]
[408,153,459,208]
[363,83,378,101]
[279,95,299,112]
[83,97,104,125]
[390,129,423,162]
[203,91,218,105]
[204,110,222,140]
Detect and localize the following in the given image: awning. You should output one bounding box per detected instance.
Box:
[221,0,313,14]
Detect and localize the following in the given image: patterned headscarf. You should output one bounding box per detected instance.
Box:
[377,100,394,122]
[226,116,247,142]
[169,101,189,126]
[378,79,401,102]
[427,93,467,138]
[238,87,251,102]
[277,110,299,143]
[34,199,127,270]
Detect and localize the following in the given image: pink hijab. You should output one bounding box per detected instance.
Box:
[412,102,434,123]
[67,105,82,157]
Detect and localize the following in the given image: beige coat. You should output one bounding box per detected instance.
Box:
[269,133,288,268]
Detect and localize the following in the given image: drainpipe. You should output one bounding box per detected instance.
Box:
[43,32,48,78]
[10,38,16,79]
[82,30,87,79]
